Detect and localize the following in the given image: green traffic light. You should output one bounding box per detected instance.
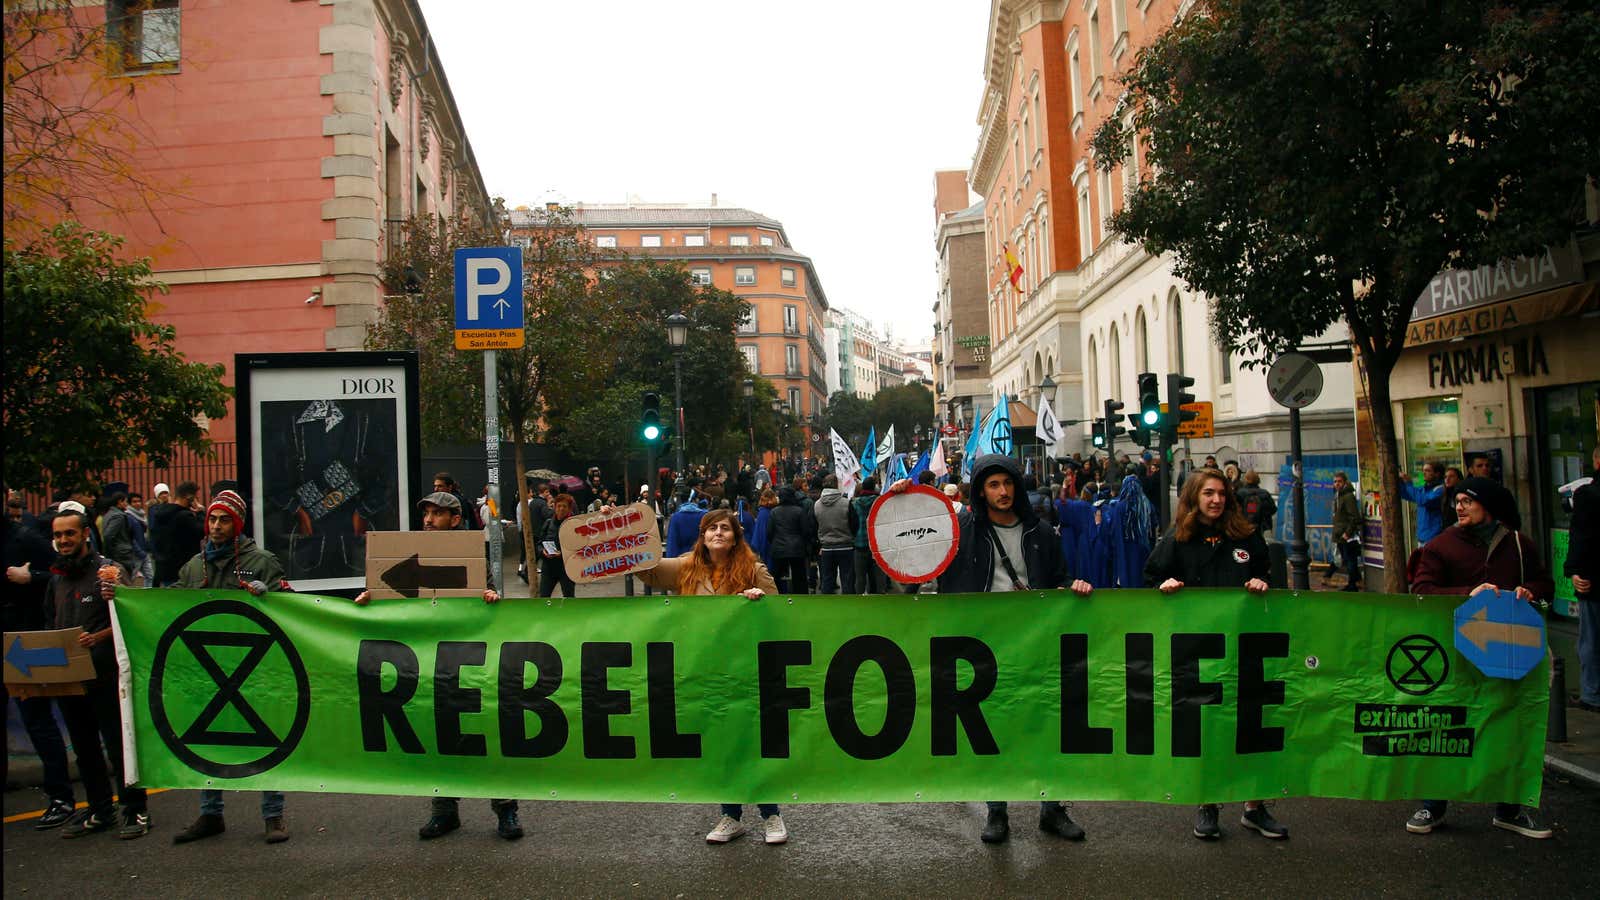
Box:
[1142,408,1159,426]
[643,424,661,441]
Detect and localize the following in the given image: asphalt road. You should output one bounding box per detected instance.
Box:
[5,775,1596,898]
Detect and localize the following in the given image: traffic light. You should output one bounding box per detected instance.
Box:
[1127,413,1154,449]
[1163,373,1197,446]
[1137,372,1161,427]
[1103,398,1125,455]
[640,392,663,443]
[1091,421,1106,448]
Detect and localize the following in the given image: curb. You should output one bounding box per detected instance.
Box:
[1544,753,1600,790]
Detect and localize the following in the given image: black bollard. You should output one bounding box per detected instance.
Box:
[1549,655,1569,743]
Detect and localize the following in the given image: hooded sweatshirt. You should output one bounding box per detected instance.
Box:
[813,488,852,548]
[937,454,1067,593]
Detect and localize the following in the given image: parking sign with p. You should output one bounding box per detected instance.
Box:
[454,247,524,350]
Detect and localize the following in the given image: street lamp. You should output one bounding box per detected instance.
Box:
[742,377,755,459]
[666,312,690,475]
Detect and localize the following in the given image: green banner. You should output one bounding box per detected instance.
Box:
[109,587,1546,805]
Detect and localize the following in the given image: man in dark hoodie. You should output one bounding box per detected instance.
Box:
[150,481,204,587]
[3,510,76,829]
[170,490,294,846]
[849,477,889,594]
[767,486,815,594]
[896,453,1092,845]
[812,475,854,594]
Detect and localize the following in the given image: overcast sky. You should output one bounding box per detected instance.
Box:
[417,0,988,347]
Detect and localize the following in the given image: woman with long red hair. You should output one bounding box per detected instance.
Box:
[1142,468,1283,842]
[633,508,785,844]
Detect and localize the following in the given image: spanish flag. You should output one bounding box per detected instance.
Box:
[1003,243,1023,291]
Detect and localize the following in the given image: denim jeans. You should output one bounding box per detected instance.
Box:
[818,547,854,594]
[720,803,781,819]
[1578,596,1599,705]
[3,691,71,804]
[1339,540,1362,586]
[853,547,889,594]
[201,789,285,819]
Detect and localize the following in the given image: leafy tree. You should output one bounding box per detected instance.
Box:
[1092,0,1600,590]
[576,257,753,466]
[874,383,937,453]
[2,223,231,493]
[553,378,654,485]
[3,1,175,231]
[367,211,505,446]
[821,391,874,454]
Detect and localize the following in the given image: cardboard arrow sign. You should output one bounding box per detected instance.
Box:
[363,531,486,601]
[381,554,469,598]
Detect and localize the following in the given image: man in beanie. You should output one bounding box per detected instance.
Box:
[891,453,1092,845]
[171,489,293,845]
[1406,476,1554,839]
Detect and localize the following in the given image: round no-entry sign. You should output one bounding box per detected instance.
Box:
[1266,352,1323,409]
[867,485,960,584]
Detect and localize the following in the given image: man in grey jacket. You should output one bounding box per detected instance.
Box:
[813,475,854,594]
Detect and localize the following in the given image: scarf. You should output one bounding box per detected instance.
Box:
[203,539,236,564]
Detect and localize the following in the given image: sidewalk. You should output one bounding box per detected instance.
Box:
[1545,703,1600,790]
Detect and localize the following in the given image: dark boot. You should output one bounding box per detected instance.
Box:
[418,812,460,840]
[980,807,1010,844]
[173,813,225,844]
[1039,803,1085,840]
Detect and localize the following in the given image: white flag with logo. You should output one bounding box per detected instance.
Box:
[876,425,896,469]
[830,428,860,497]
[1037,396,1063,450]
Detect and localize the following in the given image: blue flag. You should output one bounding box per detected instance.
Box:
[975,394,1013,459]
[859,426,877,477]
[961,409,986,478]
[888,453,909,484]
[907,450,931,482]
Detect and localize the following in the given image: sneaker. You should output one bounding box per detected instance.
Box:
[1192,804,1221,840]
[763,814,788,845]
[705,815,748,843]
[118,810,151,840]
[61,808,114,839]
[496,807,523,841]
[173,813,225,844]
[1406,807,1442,834]
[1491,810,1553,839]
[1240,805,1288,839]
[418,813,460,840]
[1038,804,1086,840]
[264,817,290,844]
[980,808,1010,844]
[35,799,76,831]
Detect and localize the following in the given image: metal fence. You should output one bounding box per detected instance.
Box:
[16,442,237,513]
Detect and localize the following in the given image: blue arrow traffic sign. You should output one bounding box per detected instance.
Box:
[5,635,69,677]
[1453,589,1546,680]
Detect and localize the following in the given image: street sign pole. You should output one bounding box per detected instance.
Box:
[1289,405,1307,590]
[484,349,503,597]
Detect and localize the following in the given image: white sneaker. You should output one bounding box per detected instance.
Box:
[763,814,788,844]
[705,816,747,843]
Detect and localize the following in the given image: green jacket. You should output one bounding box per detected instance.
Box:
[176,535,288,591]
[1331,483,1362,541]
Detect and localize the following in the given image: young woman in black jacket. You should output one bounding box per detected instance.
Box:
[1143,468,1284,842]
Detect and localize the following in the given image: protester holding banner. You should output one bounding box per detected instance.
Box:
[1140,468,1284,841]
[5,509,78,830]
[1406,476,1554,839]
[350,491,519,841]
[169,490,293,845]
[45,505,149,839]
[630,508,788,845]
[893,453,1091,845]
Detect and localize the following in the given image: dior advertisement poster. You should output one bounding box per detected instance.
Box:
[236,352,421,594]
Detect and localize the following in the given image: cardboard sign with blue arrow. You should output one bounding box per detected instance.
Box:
[1453,589,1546,680]
[3,628,97,686]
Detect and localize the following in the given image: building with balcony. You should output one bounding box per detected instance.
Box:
[932,170,991,432]
[971,0,1353,482]
[525,201,831,437]
[13,0,492,443]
